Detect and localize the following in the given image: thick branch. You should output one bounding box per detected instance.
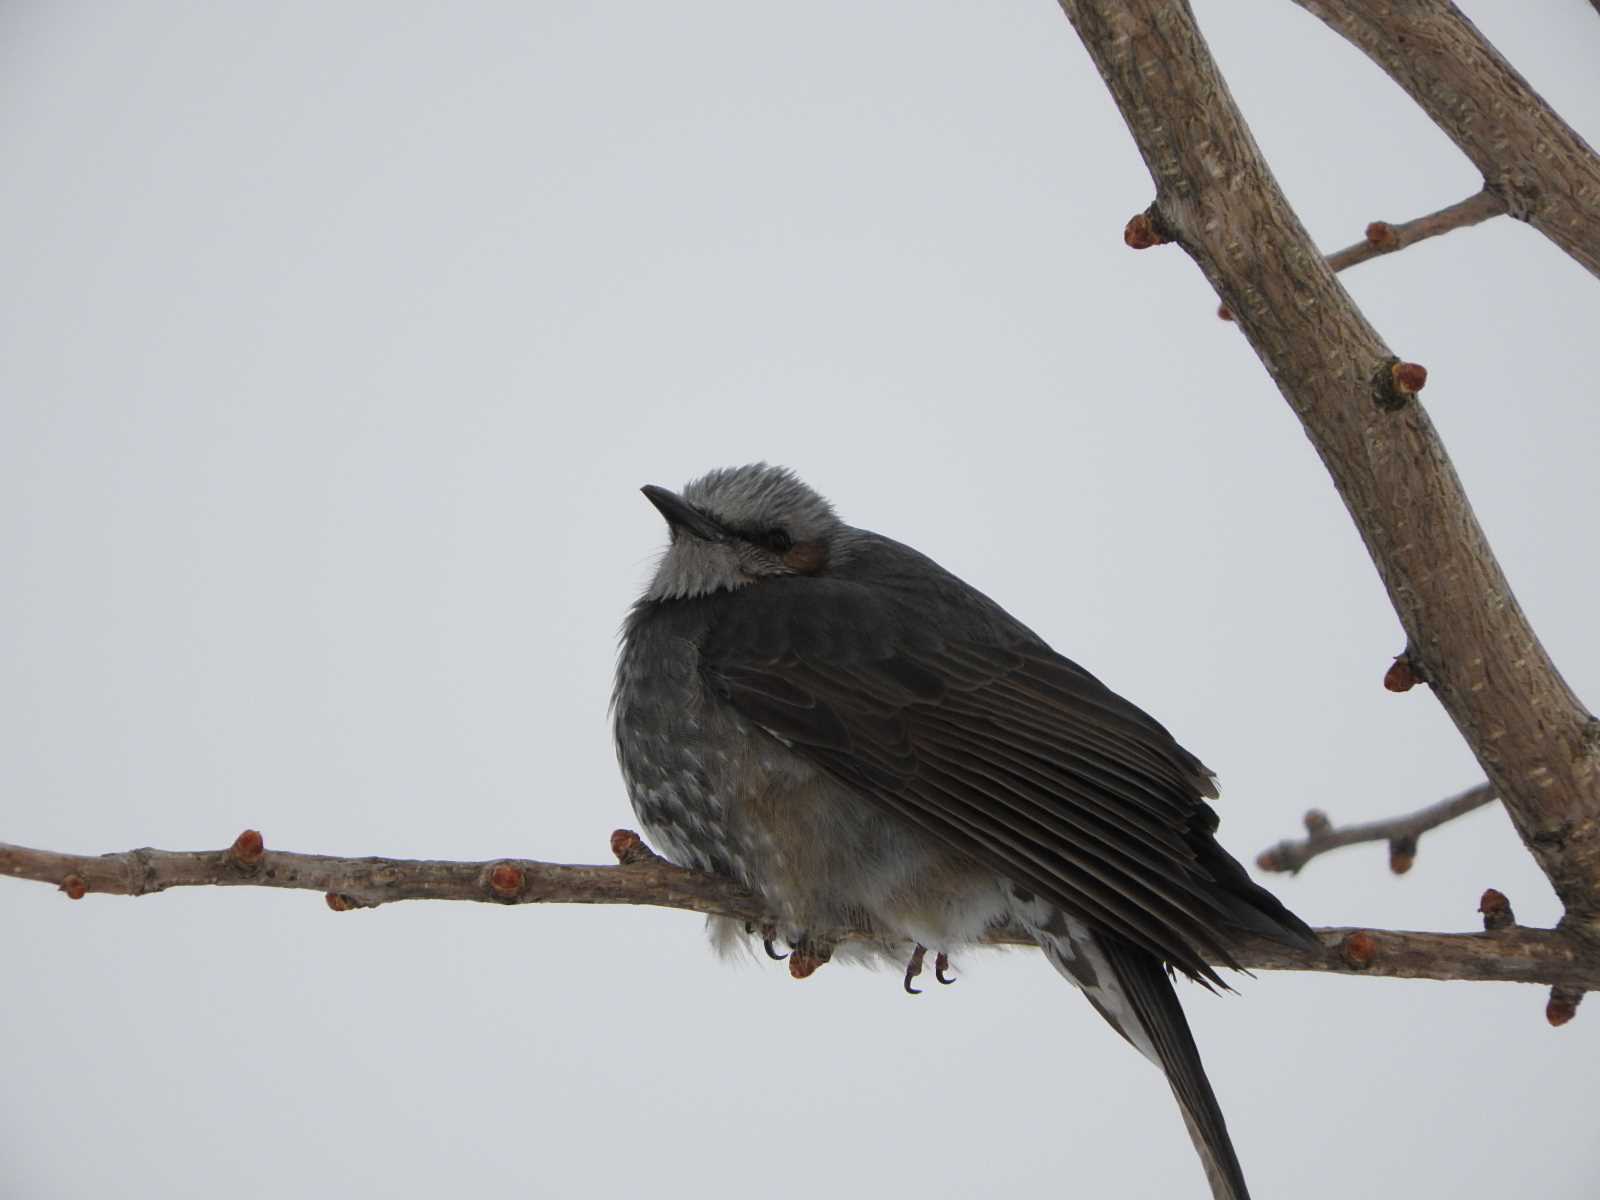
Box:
[1056,0,1600,926]
[1257,783,1498,875]
[1325,189,1506,273]
[1293,0,1600,280]
[3,835,1597,990]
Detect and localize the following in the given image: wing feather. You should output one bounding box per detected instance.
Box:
[699,574,1277,980]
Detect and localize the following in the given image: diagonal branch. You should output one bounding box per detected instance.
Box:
[2,833,1597,990]
[1257,783,1498,875]
[1324,190,1507,273]
[1291,0,1600,280]
[1055,0,1600,928]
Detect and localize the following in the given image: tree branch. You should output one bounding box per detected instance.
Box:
[1055,0,1600,928]
[1292,0,1600,280]
[3,832,1597,990]
[1256,783,1498,875]
[1220,191,1506,319]
[1324,189,1507,273]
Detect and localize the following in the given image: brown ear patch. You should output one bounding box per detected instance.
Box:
[783,540,829,574]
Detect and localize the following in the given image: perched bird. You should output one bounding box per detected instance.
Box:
[612,464,1316,1199]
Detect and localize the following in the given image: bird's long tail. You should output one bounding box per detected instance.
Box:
[1026,913,1252,1200]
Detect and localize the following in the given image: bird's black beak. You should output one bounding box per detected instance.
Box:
[641,485,726,541]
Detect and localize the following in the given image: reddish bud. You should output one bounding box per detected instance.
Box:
[325,892,354,912]
[1364,221,1397,247]
[1391,361,1428,395]
[1384,657,1419,693]
[789,953,826,980]
[1303,809,1331,837]
[488,862,525,899]
[1389,834,1418,875]
[1547,986,1583,1027]
[1217,304,1234,322]
[1478,888,1515,931]
[1255,850,1281,872]
[60,874,88,900]
[1124,212,1170,250]
[230,829,265,865]
[1373,359,1424,412]
[610,829,656,866]
[1340,931,1377,969]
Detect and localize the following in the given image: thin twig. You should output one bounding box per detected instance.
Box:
[1324,190,1507,273]
[1256,784,1498,876]
[3,830,1594,989]
[1220,192,1506,318]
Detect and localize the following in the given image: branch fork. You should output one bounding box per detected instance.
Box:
[1256,785,1498,876]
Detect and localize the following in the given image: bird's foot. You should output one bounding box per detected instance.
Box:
[904,946,956,994]
[742,921,790,960]
[903,943,928,994]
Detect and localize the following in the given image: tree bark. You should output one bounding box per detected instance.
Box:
[1054,0,1600,930]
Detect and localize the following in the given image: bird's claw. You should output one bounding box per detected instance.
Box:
[935,951,956,985]
[744,921,789,960]
[903,943,928,995]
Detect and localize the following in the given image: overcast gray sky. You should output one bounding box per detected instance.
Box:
[5,3,1598,1197]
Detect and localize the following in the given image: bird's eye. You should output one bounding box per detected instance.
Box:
[761,528,793,553]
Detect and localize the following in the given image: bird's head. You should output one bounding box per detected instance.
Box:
[639,464,844,600]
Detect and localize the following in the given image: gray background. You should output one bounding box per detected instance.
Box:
[4,3,1598,1197]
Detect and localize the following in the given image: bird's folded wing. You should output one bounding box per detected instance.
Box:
[700,577,1259,983]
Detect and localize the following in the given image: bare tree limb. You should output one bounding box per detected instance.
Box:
[1054,0,1600,928]
[1324,189,1507,273]
[1220,191,1506,319]
[1292,0,1600,280]
[1256,783,1498,875]
[3,833,1597,990]
[0,832,763,922]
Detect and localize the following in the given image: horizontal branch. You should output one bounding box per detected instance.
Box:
[1257,783,1498,875]
[3,832,1596,990]
[1324,189,1507,273]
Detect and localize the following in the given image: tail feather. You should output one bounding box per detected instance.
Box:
[1030,913,1251,1200]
